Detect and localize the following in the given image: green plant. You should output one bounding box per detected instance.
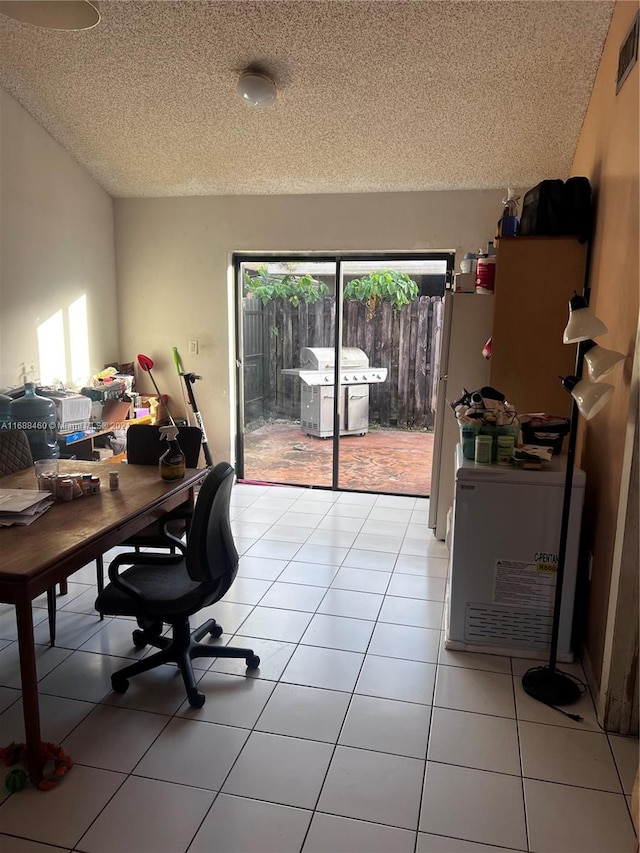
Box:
[344,270,419,317]
[244,265,329,307]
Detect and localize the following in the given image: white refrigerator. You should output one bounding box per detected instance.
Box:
[428,292,494,540]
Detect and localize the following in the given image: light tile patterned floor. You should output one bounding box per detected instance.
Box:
[0,483,637,853]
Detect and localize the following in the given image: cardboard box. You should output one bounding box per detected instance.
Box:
[453,272,476,293]
[100,399,132,429]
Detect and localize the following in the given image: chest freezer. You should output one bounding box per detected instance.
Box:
[446,445,585,660]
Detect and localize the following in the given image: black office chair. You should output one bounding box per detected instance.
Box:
[0,429,71,646]
[95,462,260,708]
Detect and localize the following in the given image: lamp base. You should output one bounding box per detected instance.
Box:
[522,666,582,706]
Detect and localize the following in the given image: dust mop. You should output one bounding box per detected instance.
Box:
[172,347,213,466]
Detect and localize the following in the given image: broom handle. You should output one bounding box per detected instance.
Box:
[146,369,176,428]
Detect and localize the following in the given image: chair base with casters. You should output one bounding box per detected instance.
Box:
[110,616,259,709]
[96,463,259,708]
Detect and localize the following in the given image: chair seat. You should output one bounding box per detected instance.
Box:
[96,562,211,619]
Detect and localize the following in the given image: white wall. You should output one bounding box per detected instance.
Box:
[0,87,118,389]
[115,190,507,463]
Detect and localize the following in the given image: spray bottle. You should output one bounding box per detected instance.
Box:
[159,426,186,481]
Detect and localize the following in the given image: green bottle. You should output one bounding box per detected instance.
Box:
[159,426,186,481]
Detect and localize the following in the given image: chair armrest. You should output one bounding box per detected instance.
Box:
[154,505,193,553]
[158,512,190,554]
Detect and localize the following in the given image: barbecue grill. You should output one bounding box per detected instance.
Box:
[283,347,387,439]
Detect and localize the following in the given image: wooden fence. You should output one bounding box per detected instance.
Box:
[242,295,444,429]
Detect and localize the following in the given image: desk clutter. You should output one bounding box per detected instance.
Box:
[0,488,53,526]
[452,385,570,468]
[0,360,171,464]
[36,466,120,500]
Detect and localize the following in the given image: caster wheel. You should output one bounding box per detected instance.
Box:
[209,624,224,638]
[111,675,129,694]
[132,629,148,649]
[188,691,206,709]
[147,621,163,639]
[247,655,261,670]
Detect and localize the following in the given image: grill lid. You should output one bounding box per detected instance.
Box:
[300,347,369,371]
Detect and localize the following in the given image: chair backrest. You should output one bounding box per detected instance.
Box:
[185,462,238,586]
[126,424,202,468]
[0,429,34,476]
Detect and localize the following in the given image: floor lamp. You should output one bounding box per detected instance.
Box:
[522,293,625,713]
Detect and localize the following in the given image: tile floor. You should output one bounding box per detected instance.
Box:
[0,483,637,853]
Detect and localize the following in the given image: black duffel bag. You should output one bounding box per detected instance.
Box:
[519,177,592,244]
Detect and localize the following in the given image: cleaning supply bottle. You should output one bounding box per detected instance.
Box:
[475,249,495,294]
[497,188,520,239]
[159,426,186,481]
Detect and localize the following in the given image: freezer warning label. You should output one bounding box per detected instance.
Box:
[493,560,557,612]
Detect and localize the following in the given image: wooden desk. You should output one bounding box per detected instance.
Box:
[0,461,205,784]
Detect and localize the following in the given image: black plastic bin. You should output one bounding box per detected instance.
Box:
[520,416,570,455]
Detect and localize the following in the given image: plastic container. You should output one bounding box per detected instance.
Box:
[460,252,477,274]
[159,426,186,481]
[459,422,481,460]
[8,383,60,460]
[474,434,493,464]
[59,478,74,502]
[499,212,518,237]
[479,423,520,463]
[496,434,515,465]
[475,254,496,294]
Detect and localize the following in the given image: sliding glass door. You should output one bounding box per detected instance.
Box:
[234,252,453,495]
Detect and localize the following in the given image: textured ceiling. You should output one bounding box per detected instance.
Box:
[0,0,614,198]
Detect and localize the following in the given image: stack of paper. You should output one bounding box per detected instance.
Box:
[0,489,54,527]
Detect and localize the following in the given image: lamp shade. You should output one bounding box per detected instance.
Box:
[563,293,608,343]
[236,71,277,107]
[561,375,614,420]
[0,0,100,30]
[582,340,626,381]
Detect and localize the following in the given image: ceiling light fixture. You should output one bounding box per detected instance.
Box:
[0,0,100,31]
[236,70,277,108]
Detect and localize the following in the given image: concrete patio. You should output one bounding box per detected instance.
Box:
[241,422,435,497]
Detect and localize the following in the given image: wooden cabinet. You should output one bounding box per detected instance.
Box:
[489,237,588,418]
